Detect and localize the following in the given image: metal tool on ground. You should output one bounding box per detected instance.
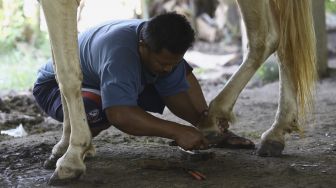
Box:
[177,146,215,161]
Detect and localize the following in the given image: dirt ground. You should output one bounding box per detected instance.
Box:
[0,62,335,187]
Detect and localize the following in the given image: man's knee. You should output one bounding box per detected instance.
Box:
[81,90,109,129]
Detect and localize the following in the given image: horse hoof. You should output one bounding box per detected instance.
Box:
[43,155,59,170]
[48,169,82,186]
[257,140,284,157]
[205,131,255,149]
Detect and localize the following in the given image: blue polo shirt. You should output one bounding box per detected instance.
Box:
[35,19,189,110]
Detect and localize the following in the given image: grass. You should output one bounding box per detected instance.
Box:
[0,42,51,91]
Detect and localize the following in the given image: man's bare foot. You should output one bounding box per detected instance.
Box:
[205,130,255,149]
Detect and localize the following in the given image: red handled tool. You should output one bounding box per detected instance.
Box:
[184,168,207,180]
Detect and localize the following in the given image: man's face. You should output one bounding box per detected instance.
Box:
[139,43,184,76]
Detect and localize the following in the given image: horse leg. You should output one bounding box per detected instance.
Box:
[257,62,299,156]
[43,94,96,169]
[40,0,93,184]
[43,94,70,169]
[257,0,317,156]
[198,0,279,134]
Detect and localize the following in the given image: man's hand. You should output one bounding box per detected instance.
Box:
[174,126,209,151]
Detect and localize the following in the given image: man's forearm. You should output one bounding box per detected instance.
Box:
[186,72,208,113]
[163,72,208,126]
[105,105,209,151]
[164,92,201,125]
[105,106,182,139]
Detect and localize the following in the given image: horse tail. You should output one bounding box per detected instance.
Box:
[273,0,317,119]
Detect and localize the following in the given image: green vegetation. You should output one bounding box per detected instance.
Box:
[0,0,37,52]
[0,40,50,91]
[256,56,279,84]
[0,0,50,91]
[326,0,336,13]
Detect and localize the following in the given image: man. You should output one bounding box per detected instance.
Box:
[33,12,253,151]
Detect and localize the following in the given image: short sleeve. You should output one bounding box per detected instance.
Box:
[100,48,142,110]
[154,59,190,97]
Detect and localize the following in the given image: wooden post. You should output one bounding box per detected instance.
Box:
[311,0,328,77]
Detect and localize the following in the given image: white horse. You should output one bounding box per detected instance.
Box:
[39,0,316,185]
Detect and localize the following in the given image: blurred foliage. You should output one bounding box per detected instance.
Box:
[0,0,50,90]
[0,0,46,53]
[0,44,50,90]
[256,57,279,84]
[325,0,336,13]
[1,0,28,52]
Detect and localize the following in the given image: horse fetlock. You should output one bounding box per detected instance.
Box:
[223,111,236,124]
[198,115,220,133]
[198,109,234,134]
[288,118,300,133]
[66,143,91,159]
[45,141,70,170]
[43,154,60,170]
[260,127,285,145]
[84,143,96,158]
[209,101,235,122]
[51,140,69,157]
[274,116,300,134]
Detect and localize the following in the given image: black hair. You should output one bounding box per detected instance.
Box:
[141,12,195,54]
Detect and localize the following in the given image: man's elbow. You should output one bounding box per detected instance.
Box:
[105,107,129,126]
[105,106,142,136]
